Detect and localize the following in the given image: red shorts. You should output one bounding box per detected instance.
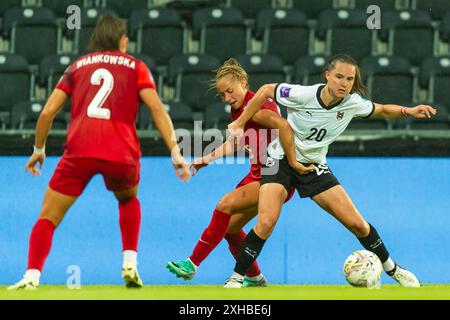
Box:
[49,156,140,197]
[235,172,295,203]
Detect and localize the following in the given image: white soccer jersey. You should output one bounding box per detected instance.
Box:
[269,83,375,164]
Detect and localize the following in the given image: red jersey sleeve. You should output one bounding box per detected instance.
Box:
[137,61,157,92]
[55,65,73,96]
[260,97,280,115]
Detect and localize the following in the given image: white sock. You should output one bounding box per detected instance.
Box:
[382,257,396,273]
[123,250,137,265]
[231,271,244,280]
[246,273,263,281]
[188,258,198,271]
[24,269,41,282]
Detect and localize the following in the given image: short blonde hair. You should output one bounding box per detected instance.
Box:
[210,58,249,92]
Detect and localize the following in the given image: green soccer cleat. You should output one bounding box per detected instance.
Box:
[122,262,143,288]
[243,274,268,287]
[166,259,196,280]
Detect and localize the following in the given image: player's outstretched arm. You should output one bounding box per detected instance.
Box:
[252,109,316,175]
[371,103,437,119]
[26,88,68,176]
[228,84,278,138]
[189,139,237,176]
[139,88,190,182]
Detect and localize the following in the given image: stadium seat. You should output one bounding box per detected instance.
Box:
[129,8,185,67]
[235,54,286,91]
[256,8,309,66]
[390,116,410,130]
[138,100,193,130]
[352,0,397,11]
[346,118,388,130]
[0,54,32,125]
[439,12,450,46]
[73,7,118,54]
[293,55,329,85]
[137,103,152,130]
[0,115,7,130]
[42,0,86,18]
[192,7,248,63]
[132,53,157,72]
[4,7,59,65]
[228,0,273,20]
[290,0,334,20]
[168,54,221,112]
[205,102,231,129]
[130,53,161,94]
[420,56,450,107]
[381,10,434,66]
[317,9,375,62]
[0,0,21,18]
[361,55,415,105]
[104,0,149,18]
[165,101,195,130]
[413,0,450,21]
[11,100,68,130]
[39,54,78,97]
[407,105,449,130]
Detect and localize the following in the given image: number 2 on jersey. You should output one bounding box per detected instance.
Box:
[87,68,113,120]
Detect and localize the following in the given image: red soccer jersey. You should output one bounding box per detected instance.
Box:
[231,90,280,179]
[56,50,156,164]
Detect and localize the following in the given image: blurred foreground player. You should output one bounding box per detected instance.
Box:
[8,14,190,290]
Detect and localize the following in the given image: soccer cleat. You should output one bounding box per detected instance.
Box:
[7,278,39,290]
[166,259,196,281]
[242,274,268,287]
[122,262,143,288]
[387,265,421,288]
[224,277,243,288]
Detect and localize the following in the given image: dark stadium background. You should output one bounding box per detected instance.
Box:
[0,0,449,286]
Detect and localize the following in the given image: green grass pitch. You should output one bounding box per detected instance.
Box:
[1,284,450,300]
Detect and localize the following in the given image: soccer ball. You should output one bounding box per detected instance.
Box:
[343,250,382,288]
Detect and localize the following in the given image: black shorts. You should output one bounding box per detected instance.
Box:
[261,157,340,198]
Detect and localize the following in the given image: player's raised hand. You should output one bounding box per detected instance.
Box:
[189,157,210,176]
[173,160,191,182]
[227,120,245,142]
[171,152,190,182]
[289,161,317,176]
[25,153,45,176]
[408,105,437,118]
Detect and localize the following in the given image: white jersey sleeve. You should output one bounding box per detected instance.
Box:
[352,94,375,118]
[274,83,311,111]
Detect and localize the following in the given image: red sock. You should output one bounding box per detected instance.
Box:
[119,197,141,252]
[189,209,231,266]
[27,218,55,271]
[225,230,262,277]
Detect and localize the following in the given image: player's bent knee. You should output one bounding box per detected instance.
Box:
[227,222,243,234]
[216,196,235,214]
[117,195,137,205]
[114,187,138,204]
[38,212,62,228]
